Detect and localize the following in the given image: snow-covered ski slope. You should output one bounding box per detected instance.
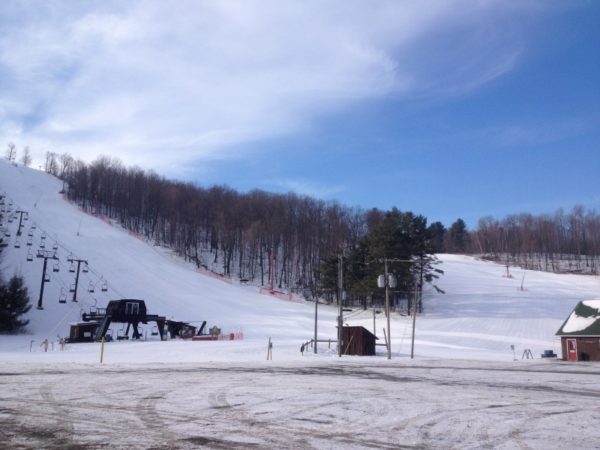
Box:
[1,160,598,363]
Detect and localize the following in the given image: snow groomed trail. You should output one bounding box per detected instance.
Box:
[1,159,599,362]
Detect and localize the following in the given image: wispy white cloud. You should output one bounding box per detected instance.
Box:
[0,0,552,172]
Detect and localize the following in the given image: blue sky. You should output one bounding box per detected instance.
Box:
[1,1,598,227]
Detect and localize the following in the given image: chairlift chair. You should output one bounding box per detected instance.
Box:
[28,230,33,237]
[39,240,45,249]
[101,280,108,292]
[27,237,32,246]
[82,263,89,273]
[31,222,36,230]
[53,262,59,273]
[14,239,20,249]
[69,263,75,273]
[52,242,58,250]
[4,230,10,237]
[59,289,67,304]
[69,283,76,293]
[67,253,73,262]
[44,273,50,282]
[41,231,46,240]
[26,251,33,262]
[87,281,95,293]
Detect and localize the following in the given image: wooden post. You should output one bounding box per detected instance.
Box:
[100,337,105,364]
[266,337,272,360]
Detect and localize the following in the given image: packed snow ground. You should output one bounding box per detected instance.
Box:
[2,359,600,449]
[2,161,600,449]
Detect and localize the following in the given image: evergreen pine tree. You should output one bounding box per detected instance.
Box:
[448,218,468,253]
[0,271,31,333]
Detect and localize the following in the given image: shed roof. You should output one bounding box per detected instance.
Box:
[556,300,600,336]
[342,325,379,340]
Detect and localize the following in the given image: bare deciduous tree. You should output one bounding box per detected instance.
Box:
[20,146,32,167]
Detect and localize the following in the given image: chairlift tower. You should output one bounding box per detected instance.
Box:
[68,255,88,302]
[36,249,58,310]
[14,210,28,236]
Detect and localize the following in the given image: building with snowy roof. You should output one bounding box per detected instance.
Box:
[556,300,600,361]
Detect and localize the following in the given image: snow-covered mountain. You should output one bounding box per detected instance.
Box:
[1,159,598,362]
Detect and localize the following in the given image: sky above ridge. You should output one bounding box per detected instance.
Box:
[1,1,598,226]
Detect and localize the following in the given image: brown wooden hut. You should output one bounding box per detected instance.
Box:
[68,322,99,342]
[556,300,600,361]
[340,326,378,356]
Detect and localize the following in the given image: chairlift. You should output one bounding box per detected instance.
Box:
[44,273,50,282]
[41,231,46,240]
[52,241,58,251]
[69,283,76,293]
[14,239,21,249]
[4,230,10,238]
[27,237,32,246]
[26,250,33,262]
[67,253,74,262]
[101,280,108,292]
[82,263,89,273]
[87,281,95,293]
[69,263,75,273]
[39,241,45,249]
[53,262,60,273]
[31,222,36,230]
[28,230,33,237]
[59,289,67,304]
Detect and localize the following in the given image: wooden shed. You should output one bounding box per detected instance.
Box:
[68,322,99,343]
[556,300,600,361]
[340,326,378,356]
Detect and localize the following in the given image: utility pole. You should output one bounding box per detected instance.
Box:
[410,255,424,359]
[377,257,398,359]
[36,250,58,310]
[384,258,391,360]
[14,210,28,236]
[373,307,378,337]
[69,255,88,302]
[314,297,318,354]
[337,254,343,357]
[410,289,417,359]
